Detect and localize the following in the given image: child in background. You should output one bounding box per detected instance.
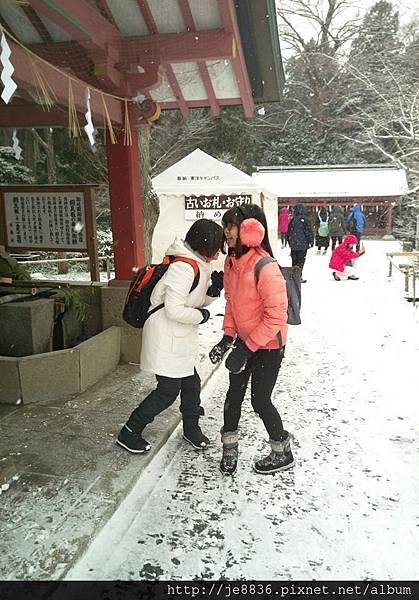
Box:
[315,207,330,255]
[329,234,365,281]
[278,206,290,249]
[287,203,313,283]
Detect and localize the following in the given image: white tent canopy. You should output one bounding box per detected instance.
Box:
[252,166,409,198]
[152,149,278,263]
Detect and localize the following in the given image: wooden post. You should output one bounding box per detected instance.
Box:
[0,191,5,247]
[404,270,409,293]
[385,203,393,234]
[106,106,145,281]
[84,187,100,282]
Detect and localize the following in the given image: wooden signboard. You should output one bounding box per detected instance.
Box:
[0,185,99,281]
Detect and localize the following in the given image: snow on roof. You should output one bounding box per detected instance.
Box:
[252,166,409,198]
[152,149,273,196]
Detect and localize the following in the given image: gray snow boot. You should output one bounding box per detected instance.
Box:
[220,429,239,476]
[253,432,294,474]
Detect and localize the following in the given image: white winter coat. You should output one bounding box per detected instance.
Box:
[140,238,215,378]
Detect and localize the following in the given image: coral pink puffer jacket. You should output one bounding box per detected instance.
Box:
[329,234,364,272]
[223,248,288,351]
[278,207,290,234]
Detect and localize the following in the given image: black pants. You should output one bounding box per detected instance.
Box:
[280,233,287,246]
[291,249,307,270]
[354,233,362,252]
[331,236,343,250]
[223,348,285,441]
[131,369,203,425]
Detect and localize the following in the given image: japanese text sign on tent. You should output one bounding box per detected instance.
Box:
[184,194,252,221]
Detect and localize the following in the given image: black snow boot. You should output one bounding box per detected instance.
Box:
[117,413,151,454]
[220,429,238,476]
[253,432,294,474]
[183,414,210,450]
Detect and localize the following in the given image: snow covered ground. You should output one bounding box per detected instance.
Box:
[29,270,114,283]
[68,240,419,580]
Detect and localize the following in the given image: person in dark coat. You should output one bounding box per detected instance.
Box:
[286,203,313,282]
[328,205,346,250]
[346,204,366,252]
[315,207,330,254]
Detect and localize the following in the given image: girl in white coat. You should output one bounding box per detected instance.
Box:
[117,219,224,454]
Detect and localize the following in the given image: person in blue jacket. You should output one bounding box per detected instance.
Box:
[346,204,366,252]
[287,203,313,282]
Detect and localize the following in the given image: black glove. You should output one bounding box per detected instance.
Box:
[207,270,224,298]
[209,335,234,364]
[225,339,253,374]
[197,308,210,324]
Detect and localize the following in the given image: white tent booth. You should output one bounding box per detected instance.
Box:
[152,149,278,263]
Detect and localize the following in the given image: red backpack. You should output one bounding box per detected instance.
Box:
[123,256,200,329]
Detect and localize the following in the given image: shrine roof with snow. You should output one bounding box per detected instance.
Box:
[0,0,284,128]
[252,164,409,198]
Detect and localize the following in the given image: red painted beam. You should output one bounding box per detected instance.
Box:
[197,62,219,116]
[177,0,195,31]
[126,63,162,94]
[176,0,219,116]
[26,41,118,90]
[217,0,254,118]
[136,0,158,34]
[94,0,119,29]
[28,41,93,76]
[22,5,53,43]
[6,37,123,124]
[28,0,120,50]
[27,0,122,88]
[118,30,234,67]
[29,30,234,69]
[0,13,15,36]
[165,64,189,118]
[155,97,241,110]
[0,104,67,127]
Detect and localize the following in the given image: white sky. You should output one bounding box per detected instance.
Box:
[276,0,419,58]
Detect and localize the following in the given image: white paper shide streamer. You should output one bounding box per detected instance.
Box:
[12,128,22,160]
[84,88,95,146]
[1,32,17,104]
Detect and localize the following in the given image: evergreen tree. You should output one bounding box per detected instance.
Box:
[0,147,33,183]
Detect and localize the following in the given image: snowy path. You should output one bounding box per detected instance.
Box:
[68,241,419,580]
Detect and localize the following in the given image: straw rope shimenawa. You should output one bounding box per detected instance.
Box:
[102,93,117,144]
[0,23,147,144]
[30,60,57,110]
[67,79,82,138]
[123,99,133,146]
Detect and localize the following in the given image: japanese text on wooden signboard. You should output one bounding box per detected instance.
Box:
[4,192,87,250]
[184,194,252,220]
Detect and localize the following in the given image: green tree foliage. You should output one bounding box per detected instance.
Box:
[0,147,33,183]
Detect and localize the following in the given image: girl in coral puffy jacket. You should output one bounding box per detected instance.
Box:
[209,204,294,476]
